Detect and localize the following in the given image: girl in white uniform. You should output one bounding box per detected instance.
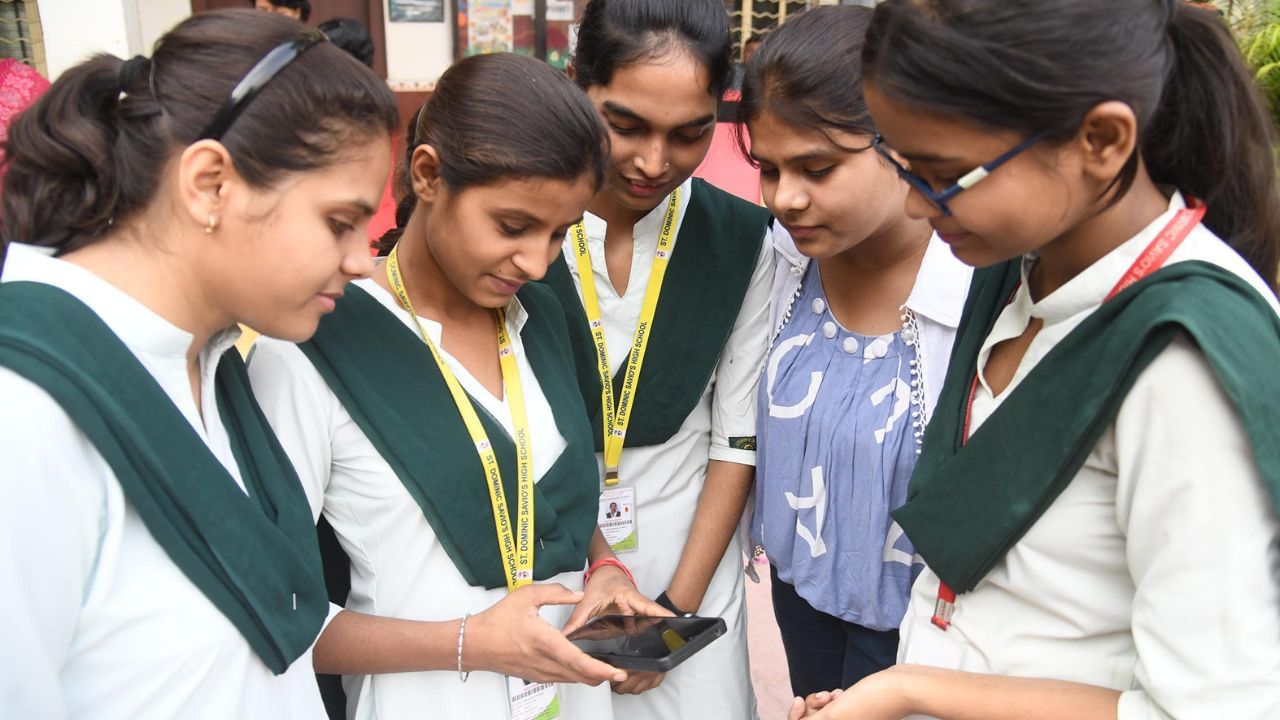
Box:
[0,11,396,719]
[248,53,665,720]
[790,1,1280,719]
[736,5,971,698]
[541,1,774,717]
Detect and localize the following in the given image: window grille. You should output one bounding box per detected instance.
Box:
[0,0,44,75]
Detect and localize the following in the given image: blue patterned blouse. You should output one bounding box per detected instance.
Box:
[752,263,924,631]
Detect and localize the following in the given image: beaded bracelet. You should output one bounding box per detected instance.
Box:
[583,556,636,587]
[456,613,472,683]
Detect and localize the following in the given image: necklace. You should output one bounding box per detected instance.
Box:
[901,306,927,455]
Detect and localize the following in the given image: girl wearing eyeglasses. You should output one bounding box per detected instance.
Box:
[249,52,666,720]
[0,10,395,719]
[538,1,775,716]
[735,5,972,702]
[789,1,1280,719]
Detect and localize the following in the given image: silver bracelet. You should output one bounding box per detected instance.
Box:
[456,613,472,683]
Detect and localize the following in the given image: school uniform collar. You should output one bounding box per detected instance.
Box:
[1017,192,1190,326]
[775,226,970,329]
[1,243,241,361]
[353,275,529,346]
[578,177,695,248]
[904,233,971,329]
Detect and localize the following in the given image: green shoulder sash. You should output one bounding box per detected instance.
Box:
[896,260,1280,593]
[298,282,597,590]
[542,178,770,449]
[0,281,326,674]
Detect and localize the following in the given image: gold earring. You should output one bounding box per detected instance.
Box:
[204,213,219,235]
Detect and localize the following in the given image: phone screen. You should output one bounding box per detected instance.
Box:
[566,615,724,665]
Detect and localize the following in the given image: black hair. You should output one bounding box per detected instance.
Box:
[375,53,608,255]
[736,5,875,161]
[319,17,374,68]
[571,0,733,99]
[0,10,397,259]
[863,0,1280,290]
[251,0,311,22]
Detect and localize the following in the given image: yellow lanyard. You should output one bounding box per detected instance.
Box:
[570,188,681,486]
[386,245,534,592]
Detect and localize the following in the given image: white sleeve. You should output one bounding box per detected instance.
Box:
[1113,335,1280,720]
[245,338,338,521]
[709,224,775,466]
[0,370,110,718]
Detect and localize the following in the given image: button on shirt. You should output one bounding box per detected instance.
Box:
[0,244,326,720]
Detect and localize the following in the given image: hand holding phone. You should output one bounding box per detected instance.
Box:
[565,614,727,673]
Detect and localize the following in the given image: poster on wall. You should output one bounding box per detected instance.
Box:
[467,0,514,54]
[547,0,574,21]
[511,0,534,16]
[389,0,444,22]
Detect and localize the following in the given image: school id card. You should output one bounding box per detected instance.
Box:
[598,485,637,554]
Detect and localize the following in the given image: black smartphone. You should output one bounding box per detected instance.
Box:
[566,614,727,673]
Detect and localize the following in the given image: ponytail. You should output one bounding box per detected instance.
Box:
[2,54,162,256]
[863,0,1279,293]
[1,10,397,261]
[1144,4,1280,290]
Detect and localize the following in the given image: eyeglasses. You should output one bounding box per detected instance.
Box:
[871,132,1045,217]
[197,29,327,141]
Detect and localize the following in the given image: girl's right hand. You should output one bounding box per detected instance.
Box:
[788,689,844,719]
[465,583,628,686]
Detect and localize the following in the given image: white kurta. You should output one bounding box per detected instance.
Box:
[247,277,614,720]
[561,179,775,720]
[0,244,327,720]
[898,195,1280,719]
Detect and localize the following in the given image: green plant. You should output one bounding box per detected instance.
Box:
[1215,0,1280,129]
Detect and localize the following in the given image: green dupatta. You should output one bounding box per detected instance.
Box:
[896,260,1280,593]
[298,282,598,590]
[0,281,326,673]
[541,178,771,449]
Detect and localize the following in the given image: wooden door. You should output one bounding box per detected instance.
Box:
[190,0,387,79]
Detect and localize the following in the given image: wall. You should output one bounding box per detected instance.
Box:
[39,0,190,80]
[44,0,454,87]
[382,0,453,90]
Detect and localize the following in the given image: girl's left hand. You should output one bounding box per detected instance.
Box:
[562,565,672,635]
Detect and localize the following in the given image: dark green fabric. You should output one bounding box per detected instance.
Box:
[896,260,1280,593]
[298,282,598,590]
[541,178,771,449]
[0,281,326,674]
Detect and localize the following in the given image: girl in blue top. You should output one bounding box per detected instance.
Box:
[738,5,971,698]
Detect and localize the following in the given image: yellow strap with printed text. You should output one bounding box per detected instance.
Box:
[570,188,681,487]
[386,245,534,592]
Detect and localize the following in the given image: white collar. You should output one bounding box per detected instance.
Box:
[580,177,694,241]
[353,276,529,346]
[1018,192,1190,324]
[1,243,241,360]
[904,233,972,329]
[775,226,971,329]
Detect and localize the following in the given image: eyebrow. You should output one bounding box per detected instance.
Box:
[601,101,716,130]
[493,208,543,224]
[898,150,964,164]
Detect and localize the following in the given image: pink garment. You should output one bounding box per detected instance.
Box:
[0,58,49,146]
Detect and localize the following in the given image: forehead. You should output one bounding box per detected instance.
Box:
[461,174,596,219]
[589,48,716,128]
[749,109,862,161]
[863,81,1010,163]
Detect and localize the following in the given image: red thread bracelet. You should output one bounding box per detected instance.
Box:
[584,556,636,587]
